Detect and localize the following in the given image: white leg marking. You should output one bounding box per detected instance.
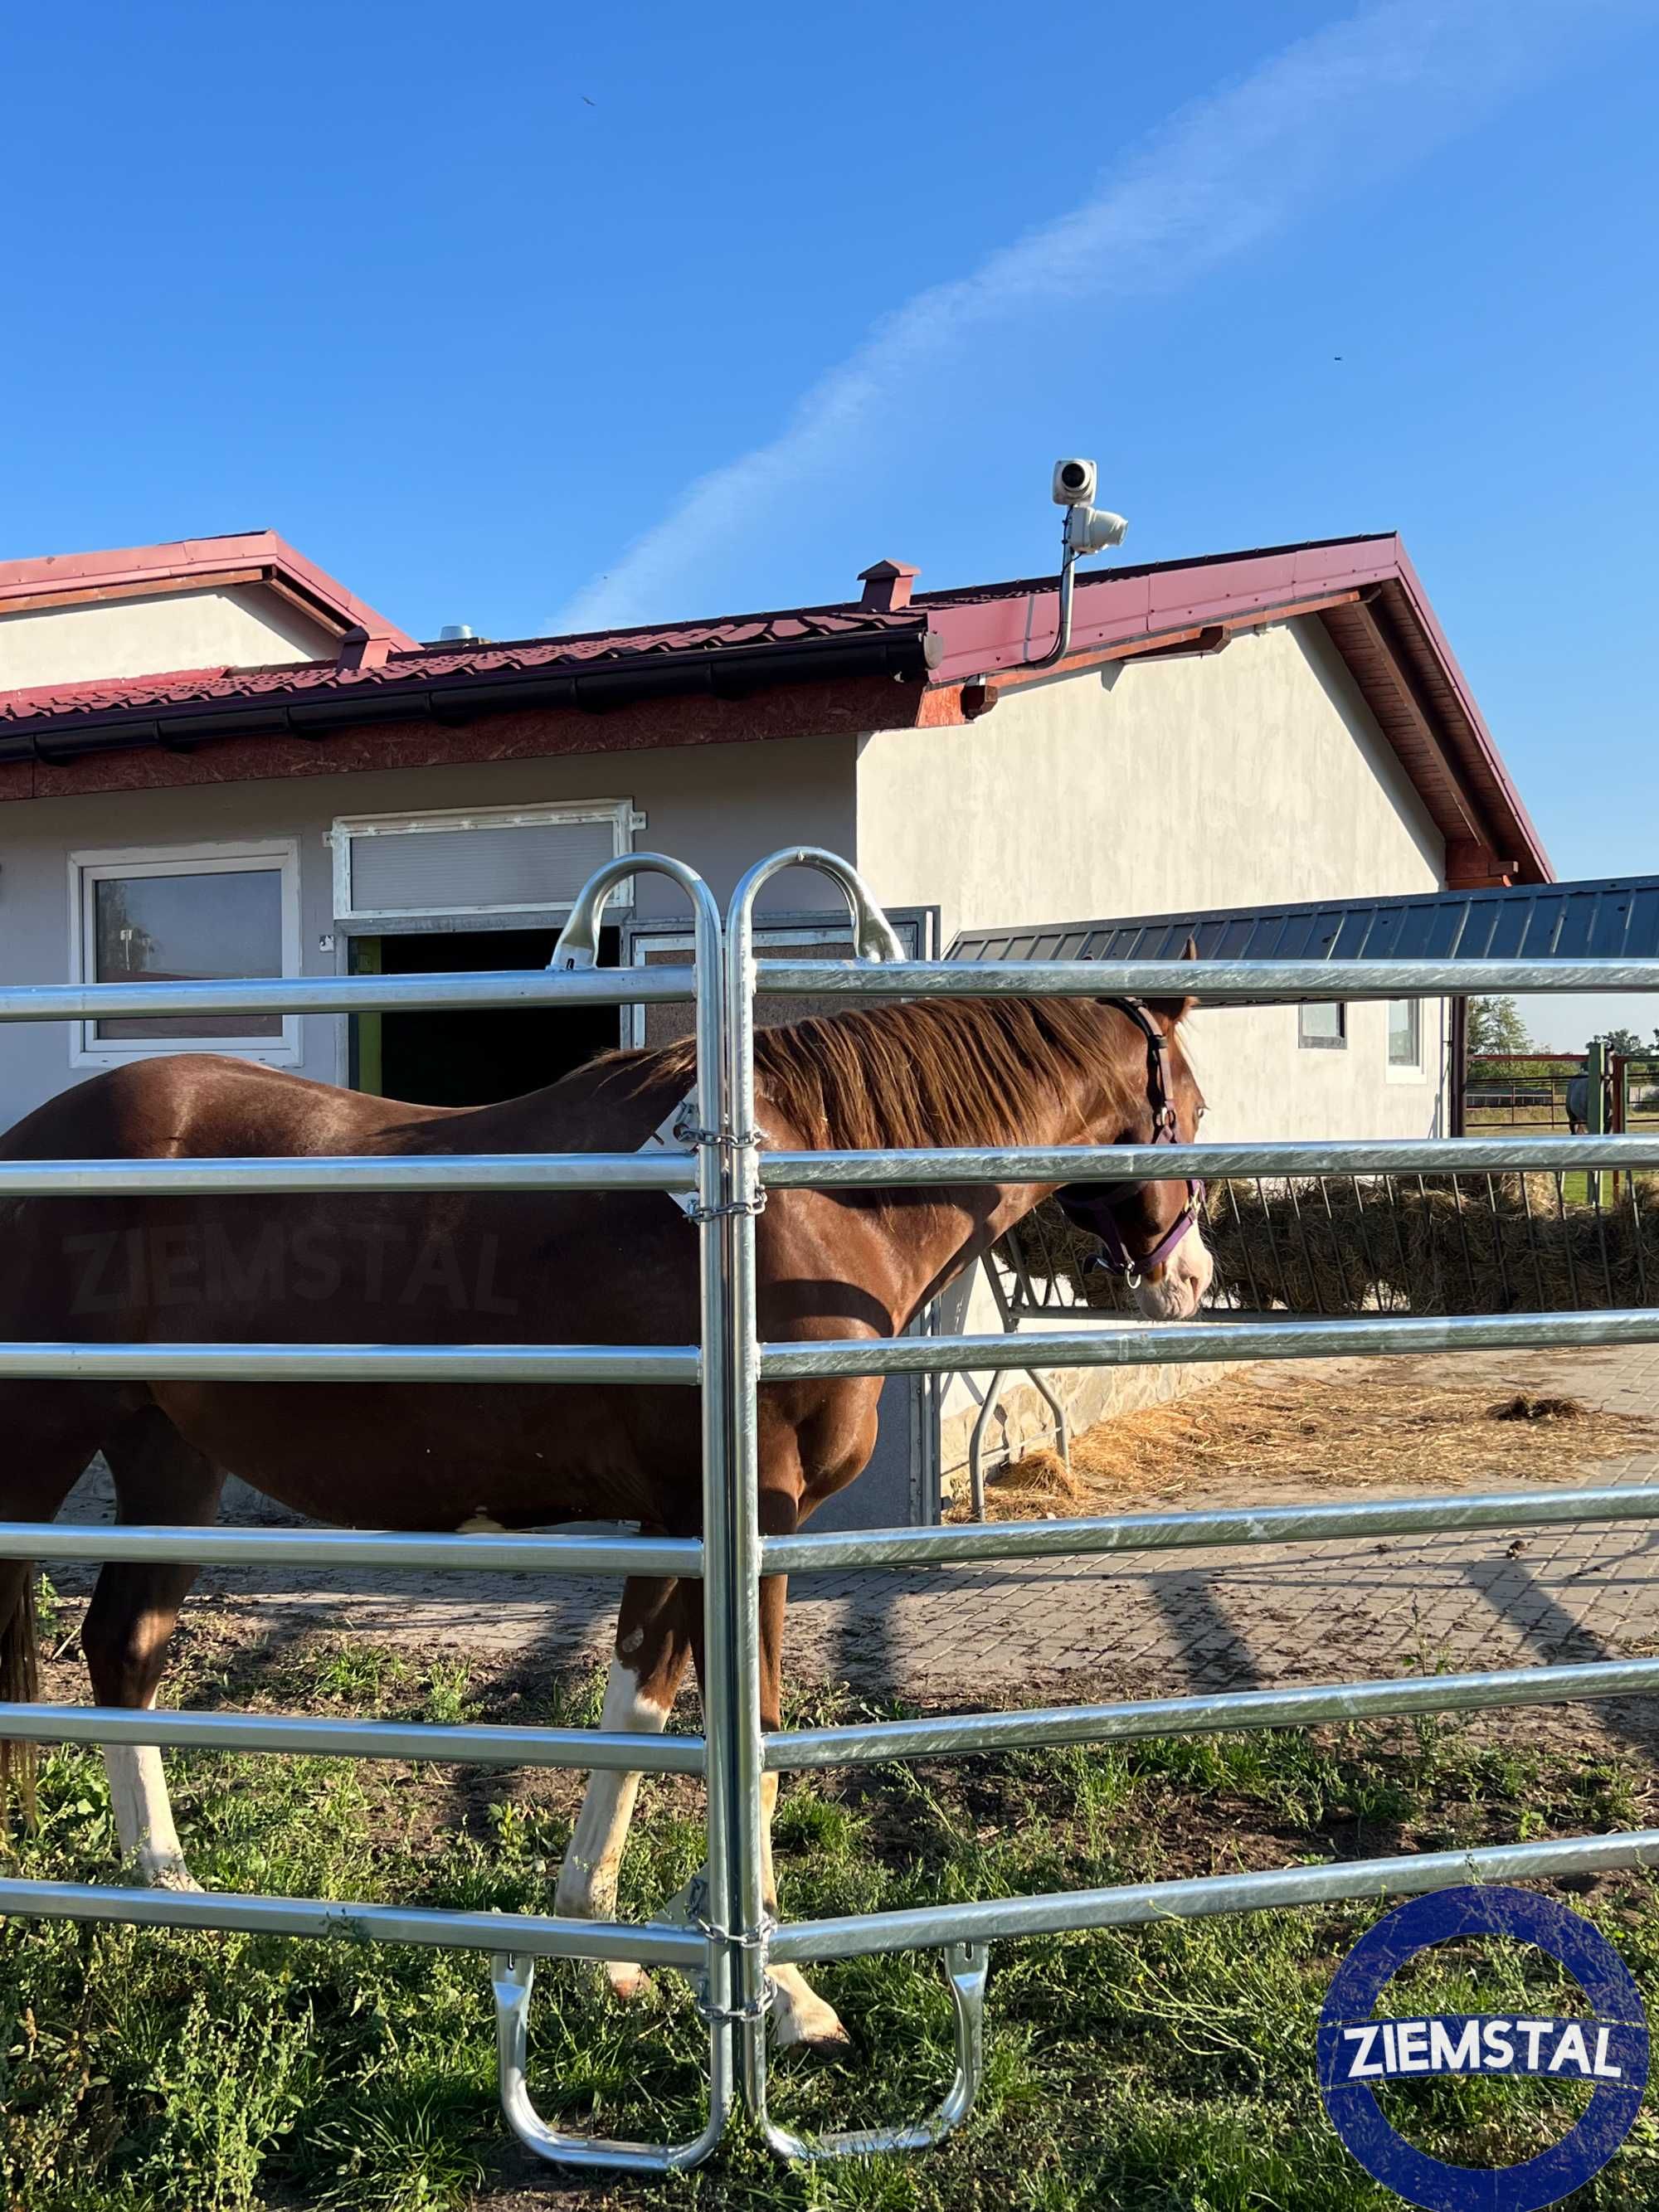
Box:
[760,1771,849,2051]
[105,1694,197,1890]
[554,1655,670,2001]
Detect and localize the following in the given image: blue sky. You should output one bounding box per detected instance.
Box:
[4,0,1657,1044]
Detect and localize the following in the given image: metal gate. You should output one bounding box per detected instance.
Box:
[7,843,1659,2171]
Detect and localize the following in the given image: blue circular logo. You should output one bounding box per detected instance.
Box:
[1319,1886,1647,2212]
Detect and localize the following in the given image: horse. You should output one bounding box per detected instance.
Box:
[0,987,1209,2049]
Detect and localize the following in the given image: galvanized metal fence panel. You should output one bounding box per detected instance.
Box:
[0,853,741,2176]
[7,845,1659,2172]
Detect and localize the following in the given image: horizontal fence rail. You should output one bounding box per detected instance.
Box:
[4,1135,1652,1205]
[757,955,1659,1003]
[0,968,698,1023]
[0,1878,707,1967]
[758,1305,1659,1378]
[764,1480,1659,1571]
[769,1830,1659,1966]
[0,1153,698,1197]
[0,1521,701,1577]
[0,1341,698,1384]
[765,1655,1659,1771]
[0,1702,706,1773]
[764,1134,1659,1185]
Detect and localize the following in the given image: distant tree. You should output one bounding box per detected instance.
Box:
[1592,1026,1643,1057]
[1467,996,1533,1056]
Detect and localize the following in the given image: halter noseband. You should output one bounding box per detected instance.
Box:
[1054,996,1204,1288]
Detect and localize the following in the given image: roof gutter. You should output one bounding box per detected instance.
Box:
[0,625,941,767]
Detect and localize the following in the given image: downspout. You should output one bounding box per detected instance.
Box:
[1024,537,1081,673]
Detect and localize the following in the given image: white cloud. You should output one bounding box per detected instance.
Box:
[557,0,1650,632]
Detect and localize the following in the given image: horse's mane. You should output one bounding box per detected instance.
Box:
[601,996,1144,1152]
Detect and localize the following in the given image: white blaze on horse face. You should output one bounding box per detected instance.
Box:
[1132,1216,1214,1321]
[105,1696,197,1889]
[553,1655,670,1998]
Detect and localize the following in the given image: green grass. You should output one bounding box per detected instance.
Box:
[4,1632,1659,2210]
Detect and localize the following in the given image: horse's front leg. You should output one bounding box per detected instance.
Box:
[757,1568,850,2053]
[554,1573,694,2001]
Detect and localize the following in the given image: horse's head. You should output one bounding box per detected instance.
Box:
[1056,989,1214,1321]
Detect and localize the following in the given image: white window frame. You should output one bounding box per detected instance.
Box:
[66,839,303,1069]
[1386,995,1427,1082]
[327,798,643,923]
[1297,1001,1347,1050]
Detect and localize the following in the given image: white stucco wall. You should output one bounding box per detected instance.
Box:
[0,584,338,689]
[854,616,1450,1143]
[0,737,858,1132]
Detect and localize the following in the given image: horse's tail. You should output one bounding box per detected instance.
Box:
[0,1570,40,1835]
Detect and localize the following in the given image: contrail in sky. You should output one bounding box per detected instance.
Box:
[557,0,1646,631]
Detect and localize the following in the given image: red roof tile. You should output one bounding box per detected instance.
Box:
[0,605,922,727]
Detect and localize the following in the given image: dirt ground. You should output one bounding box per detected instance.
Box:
[962,1360,1658,1520]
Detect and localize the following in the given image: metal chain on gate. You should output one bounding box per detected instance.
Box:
[682,1871,777,2025]
[660,1093,770,1222]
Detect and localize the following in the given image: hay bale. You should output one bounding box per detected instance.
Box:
[1002,1174,1659,1318]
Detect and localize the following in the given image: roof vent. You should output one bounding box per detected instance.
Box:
[439,623,477,643]
[857,561,920,615]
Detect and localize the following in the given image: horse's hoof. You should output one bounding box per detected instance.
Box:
[773,2011,853,2056]
[768,1971,851,2054]
[605,1961,654,2005]
[137,1854,202,1893]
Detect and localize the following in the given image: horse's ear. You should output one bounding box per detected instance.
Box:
[1146,937,1199,1031]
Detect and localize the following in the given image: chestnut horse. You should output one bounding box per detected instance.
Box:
[0,990,1208,2048]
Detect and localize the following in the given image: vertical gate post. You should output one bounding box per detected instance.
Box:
[727,852,990,2161]
[720,851,895,2109]
[494,853,737,2171]
[723,853,903,2113]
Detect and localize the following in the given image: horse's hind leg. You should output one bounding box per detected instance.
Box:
[0,1382,128,1826]
[80,1405,225,1888]
[554,1573,696,2000]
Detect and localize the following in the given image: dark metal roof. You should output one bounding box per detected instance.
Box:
[948,875,1659,969]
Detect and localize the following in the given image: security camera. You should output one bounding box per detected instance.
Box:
[1064,504,1129,556]
[1052,458,1097,508]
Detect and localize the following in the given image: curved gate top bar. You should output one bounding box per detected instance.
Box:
[7,842,1659,2173]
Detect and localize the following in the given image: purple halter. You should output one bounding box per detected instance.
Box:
[1054,996,1204,1288]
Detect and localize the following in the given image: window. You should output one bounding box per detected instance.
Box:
[329,800,642,922]
[1388,997,1423,1071]
[1298,1001,1346,1049]
[68,841,301,1066]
